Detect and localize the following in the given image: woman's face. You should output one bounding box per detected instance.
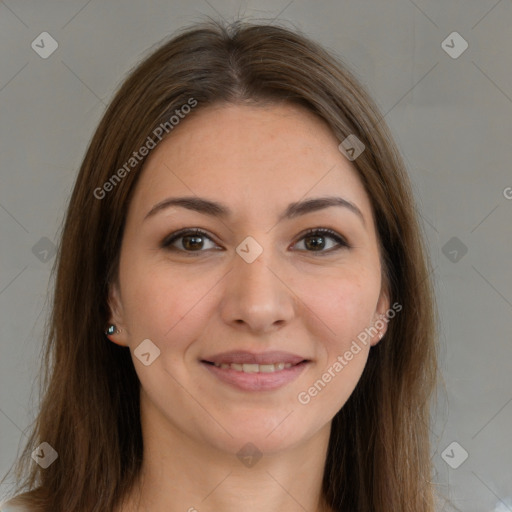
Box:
[108,102,389,455]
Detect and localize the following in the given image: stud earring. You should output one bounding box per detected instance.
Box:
[105,324,121,335]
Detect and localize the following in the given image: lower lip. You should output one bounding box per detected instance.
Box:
[201,361,309,391]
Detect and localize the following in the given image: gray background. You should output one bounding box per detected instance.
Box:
[0,1,511,510]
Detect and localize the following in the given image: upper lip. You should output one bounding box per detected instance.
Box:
[202,350,308,365]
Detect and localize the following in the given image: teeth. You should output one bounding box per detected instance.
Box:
[242,363,259,373]
[212,362,294,372]
[259,364,277,373]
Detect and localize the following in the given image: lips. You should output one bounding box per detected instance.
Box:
[202,350,307,366]
[200,350,311,391]
[202,361,310,392]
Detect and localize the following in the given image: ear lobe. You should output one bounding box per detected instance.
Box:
[376,287,391,319]
[106,282,128,347]
[371,287,391,347]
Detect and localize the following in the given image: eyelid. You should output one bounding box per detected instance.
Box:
[161,228,221,251]
[292,227,351,252]
[161,227,351,253]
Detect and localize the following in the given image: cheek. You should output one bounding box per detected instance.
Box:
[295,272,377,419]
[300,264,381,346]
[120,261,217,351]
[291,264,380,413]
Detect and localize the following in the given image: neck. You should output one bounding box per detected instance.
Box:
[118,393,333,512]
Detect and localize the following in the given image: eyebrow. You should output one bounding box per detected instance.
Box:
[144,195,365,226]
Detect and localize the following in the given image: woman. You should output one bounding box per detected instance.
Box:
[1,19,439,512]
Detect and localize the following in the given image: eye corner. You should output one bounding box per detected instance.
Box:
[160,227,222,254]
[292,227,351,254]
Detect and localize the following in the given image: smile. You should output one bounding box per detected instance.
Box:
[211,362,294,372]
[201,359,309,391]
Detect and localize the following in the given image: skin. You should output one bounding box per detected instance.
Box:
[108,102,389,512]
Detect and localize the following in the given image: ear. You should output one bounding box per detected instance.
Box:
[370,285,391,347]
[105,280,129,347]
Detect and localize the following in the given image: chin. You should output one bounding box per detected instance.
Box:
[205,413,315,457]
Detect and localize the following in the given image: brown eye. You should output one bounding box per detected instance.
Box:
[161,227,350,256]
[293,228,350,253]
[162,229,220,252]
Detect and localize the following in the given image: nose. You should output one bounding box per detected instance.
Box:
[219,245,296,334]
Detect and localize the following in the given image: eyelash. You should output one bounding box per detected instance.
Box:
[161,227,351,255]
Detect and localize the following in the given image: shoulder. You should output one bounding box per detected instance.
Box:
[0,498,34,511]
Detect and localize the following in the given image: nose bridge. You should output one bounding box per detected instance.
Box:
[219,239,295,332]
[237,252,277,300]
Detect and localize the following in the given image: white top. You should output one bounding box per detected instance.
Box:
[0,500,32,511]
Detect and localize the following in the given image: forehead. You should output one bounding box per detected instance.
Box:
[128,102,374,228]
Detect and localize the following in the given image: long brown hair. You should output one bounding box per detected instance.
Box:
[2,19,439,511]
